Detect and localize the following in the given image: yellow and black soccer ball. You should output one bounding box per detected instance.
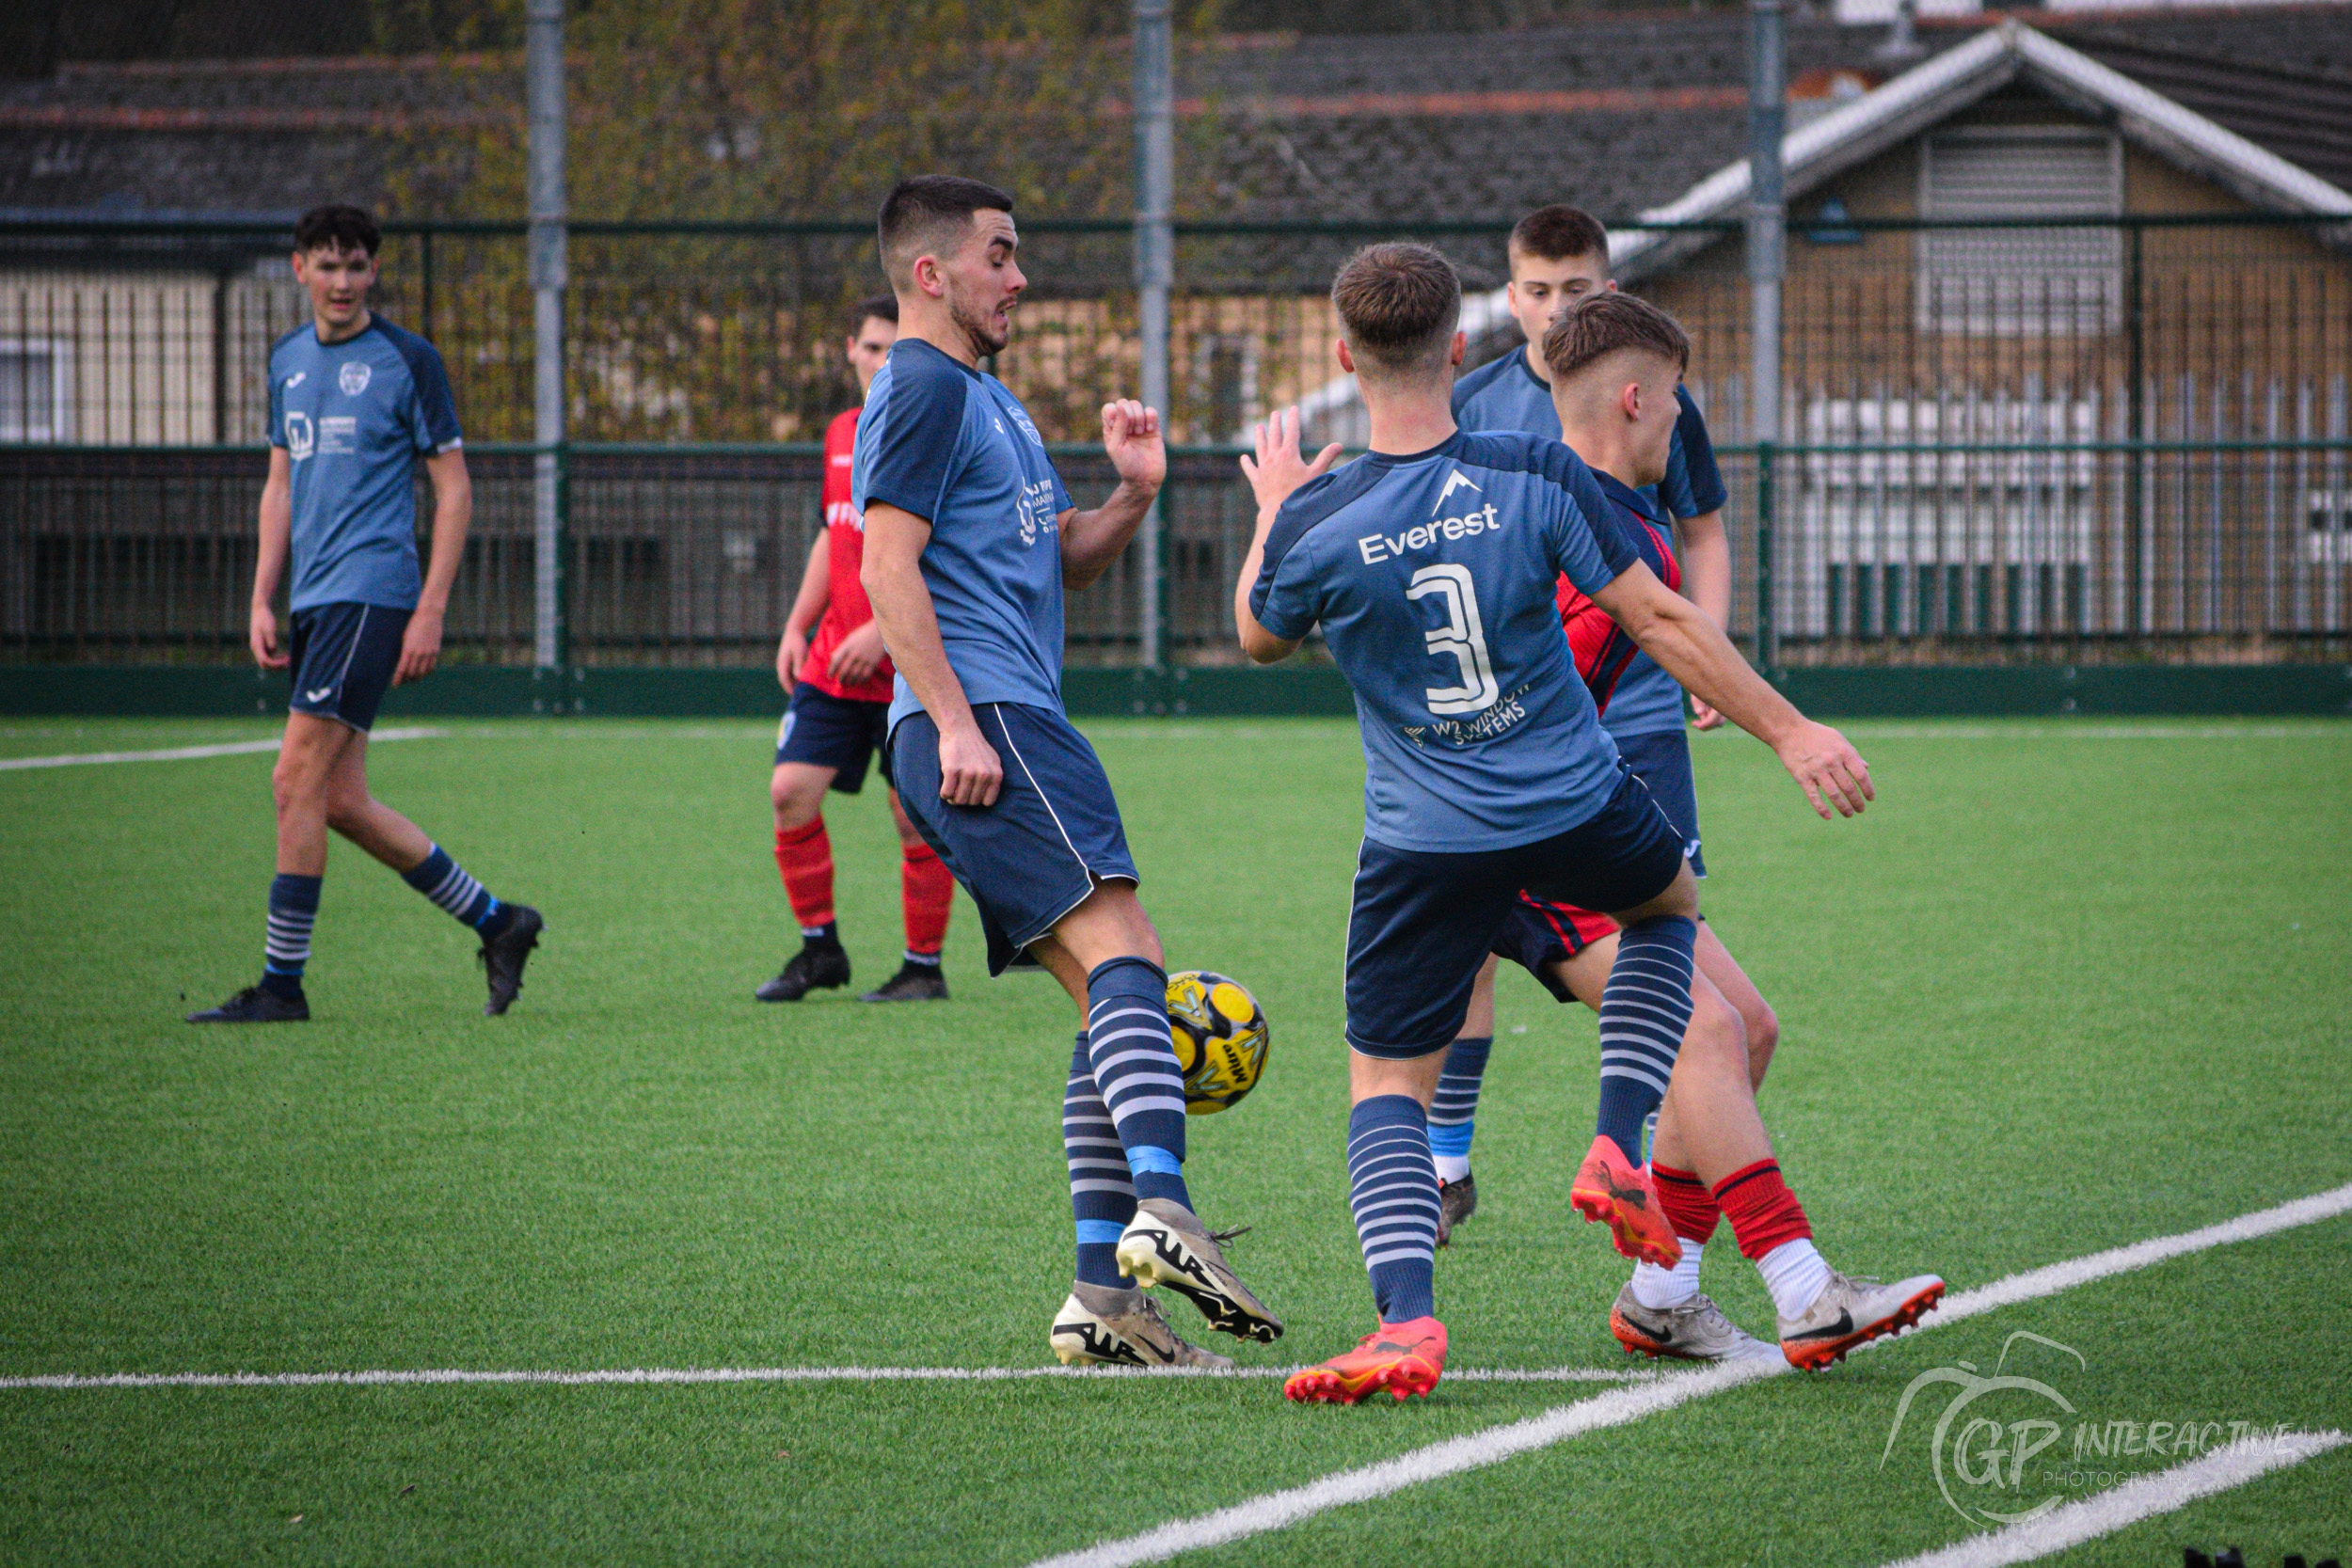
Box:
[1165,970,1269,1115]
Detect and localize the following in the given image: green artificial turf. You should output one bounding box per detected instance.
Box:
[2,716,2347,1566]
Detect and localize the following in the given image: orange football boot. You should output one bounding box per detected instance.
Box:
[1282,1317,1448,1405]
[1569,1134,1682,1268]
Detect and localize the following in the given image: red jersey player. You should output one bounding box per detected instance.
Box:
[758,295,956,1004]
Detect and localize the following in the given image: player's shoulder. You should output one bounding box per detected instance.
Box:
[1452,352,1518,409]
[868,340,975,424]
[1263,456,1388,575]
[1454,429,1590,489]
[366,316,441,371]
[267,324,313,368]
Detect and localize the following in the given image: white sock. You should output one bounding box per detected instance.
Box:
[1629,1240,1704,1309]
[1757,1238,1832,1320]
[1433,1153,1471,1184]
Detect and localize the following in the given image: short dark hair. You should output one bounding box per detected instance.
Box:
[294,204,380,257]
[1509,204,1609,269]
[1541,292,1691,384]
[1330,243,1461,382]
[877,176,1015,287]
[849,294,898,337]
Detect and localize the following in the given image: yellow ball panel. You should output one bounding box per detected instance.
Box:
[1209,982,1257,1026]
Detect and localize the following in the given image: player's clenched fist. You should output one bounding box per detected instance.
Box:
[937,723,1005,809]
[1772,720,1874,819]
[1102,399,1166,491]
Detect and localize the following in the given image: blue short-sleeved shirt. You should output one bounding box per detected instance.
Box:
[852,340,1075,731]
[1450,345,1726,736]
[267,316,461,612]
[1250,430,1644,853]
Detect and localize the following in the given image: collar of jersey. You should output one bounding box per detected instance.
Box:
[306,315,386,352]
[1512,343,1551,394]
[1593,468,1667,526]
[890,337,983,380]
[1363,429,1471,468]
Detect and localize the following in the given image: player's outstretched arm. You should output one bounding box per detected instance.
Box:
[1059,400,1166,590]
[397,449,470,686]
[250,448,293,670]
[861,501,1002,807]
[1232,408,1339,663]
[1591,564,1873,819]
[1672,508,1732,730]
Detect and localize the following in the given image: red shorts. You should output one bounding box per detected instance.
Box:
[1491,895,1618,1003]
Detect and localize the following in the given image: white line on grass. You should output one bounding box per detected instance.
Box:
[0,727,443,771]
[1875,1431,2348,1568]
[0,1364,1652,1393]
[1025,1180,2352,1568]
[1835,724,2340,742]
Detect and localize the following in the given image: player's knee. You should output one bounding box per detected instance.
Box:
[1685,987,1750,1085]
[323,789,372,835]
[271,754,322,818]
[771,774,820,830]
[1742,1000,1780,1083]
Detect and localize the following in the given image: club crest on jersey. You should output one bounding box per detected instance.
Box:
[1434,468,1482,512]
[339,360,372,397]
[1008,407,1045,449]
[1358,501,1502,565]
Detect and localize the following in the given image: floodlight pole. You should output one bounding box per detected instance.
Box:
[527,0,567,673]
[1134,0,1172,673]
[1748,0,1786,679]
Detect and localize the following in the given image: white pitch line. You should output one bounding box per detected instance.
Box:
[1026,1180,2352,1568]
[1875,1431,2348,1568]
[1837,724,2342,741]
[0,1364,1651,1393]
[0,727,443,771]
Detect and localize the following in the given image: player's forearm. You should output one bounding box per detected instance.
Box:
[252,484,291,608]
[787,543,831,633]
[1617,586,1802,748]
[862,550,978,737]
[1061,479,1158,590]
[1676,511,1732,629]
[419,490,470,613]
[1232,502,1298,663]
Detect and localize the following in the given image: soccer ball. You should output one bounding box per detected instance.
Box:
[1166,970,1269,1115]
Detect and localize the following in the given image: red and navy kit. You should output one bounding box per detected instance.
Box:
[799,405,895,705]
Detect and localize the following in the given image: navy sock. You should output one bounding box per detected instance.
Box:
[1348,1095,1438,1323]
[1595,914,1697,1159]
[1084,956,1191,1212]
[261,872,321,998]
[401,845,503,931]
[1428,1036,1492,1176]
[1064,1033,1137,1288]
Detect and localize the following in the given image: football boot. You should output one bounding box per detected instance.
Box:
[478,904,544,1017]
[1569,1134,1681,1268]
[755,939,850,1003]
[1435,1172,1477,1247]
[185,985,309,1024]
[1609,1285,1781,1363]
[1777,1270,1947,1370]
[1114,1198,1283,1343]
[1048,1281,1234,1370]
[1282,1317,1447,1405]
[859,961,949,1003]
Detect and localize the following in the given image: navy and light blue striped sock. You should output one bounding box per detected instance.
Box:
[401,845,507,933]
[260,872,322,1000]
[1083,956,1192,1212]
[1427,1035,1491,1183]
[1594,913,1697,1160]
[1348,1094,1439,1323]
[1064,1032,1137,1288]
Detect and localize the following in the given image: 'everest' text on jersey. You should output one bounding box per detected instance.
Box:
[800,404,895,705]
[267,317,462,612]
[1450,344,1725,736]
[1250,430,1645,852]
[852,340,1073,730]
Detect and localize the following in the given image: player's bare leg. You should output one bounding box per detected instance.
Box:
[1430,958,1498,1244]
[760,760,851,1001]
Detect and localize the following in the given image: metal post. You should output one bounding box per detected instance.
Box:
[1748,0,1786,678]
[2124,221,2146,638]
[527,0,567,673]
[1134,0,1172,673]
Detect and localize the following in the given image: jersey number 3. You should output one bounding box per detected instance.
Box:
[1406,563,1499,715]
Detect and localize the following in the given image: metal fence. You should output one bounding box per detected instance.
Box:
[4,214,2350,667]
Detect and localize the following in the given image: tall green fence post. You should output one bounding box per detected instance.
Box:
[1756,438,1778,681]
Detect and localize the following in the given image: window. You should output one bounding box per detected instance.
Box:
[1918,127,2122,336]
[0,340,72,442]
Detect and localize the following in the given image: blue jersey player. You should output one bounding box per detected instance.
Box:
[853,176,1279,1371]
[1232,246,1893,1403]
[188,205,541,1026]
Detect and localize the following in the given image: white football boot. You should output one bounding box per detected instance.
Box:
[1777,1270,1947,1370]
[1609,1284,1784,1363]
[1049,1281,1235,1370]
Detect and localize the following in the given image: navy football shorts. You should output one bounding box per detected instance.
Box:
[1346,766,1687,1060]
[288,601,409,733]
[1613,727,1705,877]
[775,683,891,793]
[888,702,1139,975]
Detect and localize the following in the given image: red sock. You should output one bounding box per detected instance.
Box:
[1710,1159,1813,1259]
[773,818,835,930]
[900,839,954,957]
[1652,1162,1722,1244]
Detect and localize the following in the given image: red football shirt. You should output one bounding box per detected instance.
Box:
[1557,512,1680,720]
[798,405,896,704]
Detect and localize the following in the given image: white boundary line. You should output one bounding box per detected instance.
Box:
[1026,1180,2352,1568]
[0,1364,1651,1393]
[1877,1431,2348,1568]
[0,727,443,771]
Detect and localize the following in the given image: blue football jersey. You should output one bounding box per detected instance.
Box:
[852,339,1074,730]
[1450,347,1726,737]
[1250,430,1644,852]
[267,317,461,612]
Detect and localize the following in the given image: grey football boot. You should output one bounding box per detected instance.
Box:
[1778,1270,1947,1370]
[1049,1281,1235,1370]
[1114,1198,1284,1344]
[1609,1284,1782,1363]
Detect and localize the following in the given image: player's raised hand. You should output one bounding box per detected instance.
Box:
[1772,719,1874,819]
[938,721,1005,809]
[1240,406,1343,515]
[1103,400,1166,492]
